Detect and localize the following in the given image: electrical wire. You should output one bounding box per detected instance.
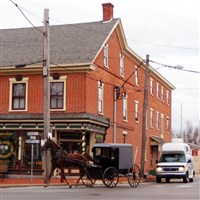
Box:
[7,1,199,52]
[150,60,200,74]
[122,59,145,87]
[9,0,44,34]
[49,17,199,52]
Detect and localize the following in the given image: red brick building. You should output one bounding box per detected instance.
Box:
[0,3,174,175]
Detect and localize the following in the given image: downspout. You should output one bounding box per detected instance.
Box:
[113,86,118,143]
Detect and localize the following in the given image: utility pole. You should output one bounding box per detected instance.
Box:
[140,54,149,178]
[43,8,51,184]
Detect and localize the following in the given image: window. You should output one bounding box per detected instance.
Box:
[156,83,160,99]
[12,83,26,110]
[156,111,160,130]
[104,44,108,67]
[150,108,153,128]
[123,93,127,121]
[98,81,104,114]
[50,82,64,109]
[135,101,139,122]
[50,76,66,110]
[166,116,170,132]
[150,78,153,95]
[9,78,28,111]
[161,86,164,102]
[135,67,139,86]
[161,113,164,137]
[166,90,170,105]
[119,53,124,76]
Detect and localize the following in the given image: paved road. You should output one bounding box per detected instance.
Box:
[1,177,200,200]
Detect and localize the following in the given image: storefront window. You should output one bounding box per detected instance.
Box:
[0,132,18,168]
[21,132,42,169]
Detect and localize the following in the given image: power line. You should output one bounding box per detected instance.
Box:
[127,38,199,51]
[150,60,200,74]
[122,59,145,87]
[6,2,199,52]
[49,17,199,52]
[9,0,44,34]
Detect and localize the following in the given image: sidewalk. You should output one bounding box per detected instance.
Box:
[0,175,156,188]
[0,175,78,188]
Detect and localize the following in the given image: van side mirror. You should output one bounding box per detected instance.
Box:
[187,159,191,163]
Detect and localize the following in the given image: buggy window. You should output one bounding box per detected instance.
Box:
[94,147,110,158]
[159,153,186,163]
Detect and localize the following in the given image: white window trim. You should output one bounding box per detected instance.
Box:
[161,113,164,138]
[104,43,109,68]
[50,76,67,111]
[119,53,124,77]
[150,108,153,128]
[135,100,139,123]
[156,111,160,130]
[166,90,170,105]
[150,78,153,96]
[123,93,128,121]
[166,116,170,132]
[98,81,104,115]
[161,86,164,102]
[156,83,160,99]
[135,66,139,86]
[9,77,29,112]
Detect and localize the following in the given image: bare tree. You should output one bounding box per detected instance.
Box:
[173,121,200,145]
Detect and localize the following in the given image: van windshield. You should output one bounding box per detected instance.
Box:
[159,153,186,163]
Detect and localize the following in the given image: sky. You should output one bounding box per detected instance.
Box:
[1,0,200,133]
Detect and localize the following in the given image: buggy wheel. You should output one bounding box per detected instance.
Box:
[102,167,119,188]
[81,174,96,187]
[128,164,141,188]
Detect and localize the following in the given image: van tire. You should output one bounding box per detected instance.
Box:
[183,172,189,183]
[189,178,193,182]
[166,178,170,183]
[156,177,161,183]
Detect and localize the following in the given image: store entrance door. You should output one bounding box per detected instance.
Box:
[59,140,82,175]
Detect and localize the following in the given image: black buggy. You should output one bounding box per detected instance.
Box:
[81,143,141,188]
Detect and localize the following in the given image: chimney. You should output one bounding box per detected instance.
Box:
[102,3,114,22]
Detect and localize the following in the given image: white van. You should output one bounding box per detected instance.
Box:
[156,142,195,183]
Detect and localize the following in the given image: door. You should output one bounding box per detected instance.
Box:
[151,146,158,170]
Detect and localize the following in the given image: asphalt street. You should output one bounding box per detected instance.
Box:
[1,177,200,200]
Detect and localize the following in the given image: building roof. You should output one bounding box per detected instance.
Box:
[0,19,119,67]
[0,17,175,89]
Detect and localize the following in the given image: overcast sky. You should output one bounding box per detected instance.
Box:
[1,0,200,132]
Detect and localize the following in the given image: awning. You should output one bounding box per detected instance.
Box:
[150,135,166,145]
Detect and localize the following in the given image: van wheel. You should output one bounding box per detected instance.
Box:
[166,178,170,183]
[183,173,189,183]
[156,177,161,183]
[189,178,193,182]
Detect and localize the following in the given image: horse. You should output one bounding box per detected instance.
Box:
[42,138,96,188]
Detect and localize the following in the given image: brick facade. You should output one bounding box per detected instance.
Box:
[0,3,174,175]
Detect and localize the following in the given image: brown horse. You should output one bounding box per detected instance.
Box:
[42,138,96,188]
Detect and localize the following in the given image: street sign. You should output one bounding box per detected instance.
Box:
[27,132,39,136]
[25,139,40,144]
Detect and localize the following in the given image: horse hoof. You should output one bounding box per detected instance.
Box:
[69,185,72,189]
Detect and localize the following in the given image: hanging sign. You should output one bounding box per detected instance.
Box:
[0,141,14,158]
